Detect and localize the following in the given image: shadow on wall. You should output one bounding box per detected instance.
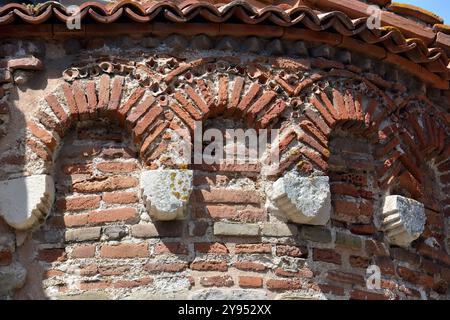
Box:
[0,42,44,299]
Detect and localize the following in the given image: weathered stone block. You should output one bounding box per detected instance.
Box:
[381,195,426,247]
[140,170,193,221]
[269,172,331,225]
[103,226,127,240]
[214,222,260,237]
[335,231,362,250]
[300,225,332,243]
[0,175,55,230]
[65,227,101,242]
[261,223,297,237]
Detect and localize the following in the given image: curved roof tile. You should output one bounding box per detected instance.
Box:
[0,0,448,88]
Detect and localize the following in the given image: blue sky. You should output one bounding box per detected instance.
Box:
[400,0,449,24]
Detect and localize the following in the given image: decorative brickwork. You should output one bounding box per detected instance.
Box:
[0,0,448,301]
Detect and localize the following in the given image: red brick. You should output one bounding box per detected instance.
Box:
[64,214,88,227]
[26,139,51,162]
[169,103,195,132]
[140,120,170,155]
[257,99,288,128]
[375,256,395,275]
[300,147,328,171]
[44,94,70,128]
[365,239,389,257]
[204,205,237,219]
[133,104,164,143]
[349,223,377,235]
[276,245,308,258]
[193,189,260,204]
[72,176,138,193]
[397,267,434,288]
[421,258,440,275]
[27,121,57,152]
[228,76,244,115]
[118,87,145,124]
[88,208,138,225]
[113,277,153,288]
[155,242,188,255]
[313,248,341,264]
[197,79,214,108]
[0,250,12,266]
[318,284,345,296]
[92,265,127,276]
[174,92,202,120]
[200,275,234,287]
[310,95,336,126]
[108,76,124,113]
[79,281,110,291]
[78,264,98,277]
[236,82,261,116]
[102,192,138,204]
[71,245,96,258]
[190,261,228,271]
[56,195,101,212]
[233,261,267,272]
[304,108,331,136]
[127,95,156,125]
[100,243,148,258]
[62,163,92,175]
[350,289,389,300]
[349,255,371,268]
[44,269,65,279]
[195,242,229,254]
[145,263,187,273]
[72,81,89,120]
[186,85,209,115]
[327,270,365,285]
[239,276,263,288]
[275,267,314,278]
[266,279,301,291]
[85,80,97,119]
[62,83,78,120]
[96,161,138,173]
[235,244,271,254]
[298,132,330,158]
[97,74,110,113]
[246,90,277,124]
[37,249,67,262]
[212,74,227,111]
[390,248,420,266]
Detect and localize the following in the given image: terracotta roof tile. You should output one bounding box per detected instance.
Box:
[387,2,444,25]
[0,0,448,88]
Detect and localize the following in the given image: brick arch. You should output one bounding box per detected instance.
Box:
[376,96,449,205]
[25,57,450,186]
[279,71,449,194]
[271,74,393,176]
[26,74,171,170]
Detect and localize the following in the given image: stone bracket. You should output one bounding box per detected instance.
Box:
[140,169,193,221]
[269,171,331,225]
[381,195,426,247]
[0,175,55,230]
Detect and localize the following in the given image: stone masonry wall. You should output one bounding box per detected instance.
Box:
[0,35,449,300]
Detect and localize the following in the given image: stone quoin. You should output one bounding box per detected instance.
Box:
[0,0,448,300]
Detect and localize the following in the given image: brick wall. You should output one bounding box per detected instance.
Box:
[20,123,447,299]
[0,36,448,300]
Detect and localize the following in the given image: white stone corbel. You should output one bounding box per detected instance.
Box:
[0,175,55,230]
[381,195,426,247]
[140,169,193,221]
[269,171,331,225]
